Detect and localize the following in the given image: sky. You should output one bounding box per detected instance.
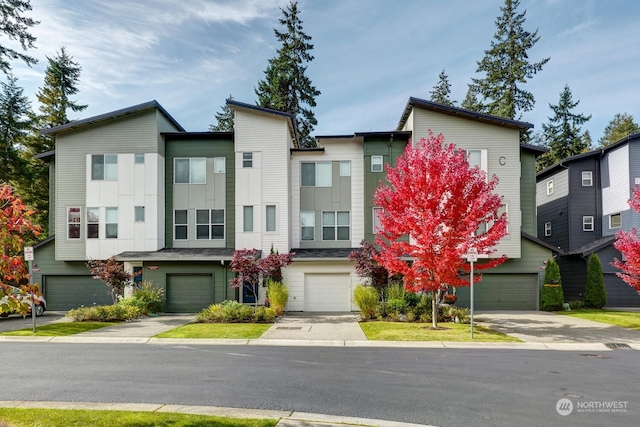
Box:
[7,0,640,145]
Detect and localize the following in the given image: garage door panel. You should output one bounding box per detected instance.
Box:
[45,276,113,311]
[456,274,537,310]
[604,274,640,307]
[304,273,350,312]
[166,274,213,313]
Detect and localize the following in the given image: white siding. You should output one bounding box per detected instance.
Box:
[283,261,358,311]
[602,144,630,215]
[536,169,569,206]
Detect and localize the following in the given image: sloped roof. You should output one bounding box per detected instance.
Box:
[227,99,300,148]
[565,235,617,257]
[521,231,564,254]
[116,248,237,262]
[292,248,358,260]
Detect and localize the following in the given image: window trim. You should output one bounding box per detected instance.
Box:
[546,180,554,195]
[87,207,99,239]
[583,215,594,231]
[371,155,383,172]
[544,221,552,236]
[581,171,593,186]
[196,209,225,240]
[610,213,622,229]
[67,207,81,240]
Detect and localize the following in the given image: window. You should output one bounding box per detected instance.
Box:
[266,205,276,232]
[87,207,99,239]
[174,210,187,240]
[546,180,554,195]
[135,206,145,222]
[583,216,594,231]
[582,171,593,186]
[243,206,253,232]
[174,158,206,184]
[242,152,253,168]
[134,153,145,164]
[301,211,315,240]
[371,155,383,172]
[467,150,482,169]
[301,162,331,187]
[497,204,508,233]
[67,207,81,239]
[610,213,621,229]
[544,222,552,236]
[373,207,383,234]
[91,154,118,180]
[196,209,225,239]
[105,207,118,239]
[214,157,225,173]
[322,211,350,241]
[340,161,351,177]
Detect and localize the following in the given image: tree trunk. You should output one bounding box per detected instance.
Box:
[432,292,438,328]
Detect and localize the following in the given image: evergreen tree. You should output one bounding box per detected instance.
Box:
[541,258,564,311]
[429,69,455,106]
[255,0,320,147]
[0,74,31,184]
[0,0,38,74]
[472,0,550,119]
[536,85,591,171]
[585,254,606,308]
[209,94,234,132]
[461,84,484,112]
[598,113,640,147]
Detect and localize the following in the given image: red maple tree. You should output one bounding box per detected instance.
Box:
[613,186,640,292]
[373,133,508,327]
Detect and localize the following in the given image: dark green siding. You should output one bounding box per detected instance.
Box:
[520,150,537,235]
[164,137,235,248]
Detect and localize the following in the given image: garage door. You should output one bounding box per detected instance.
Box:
[455,274,537,310]
[44,276,113,311]
[604,273,640,307]
[304,273,351,312]
[166,274,213,313]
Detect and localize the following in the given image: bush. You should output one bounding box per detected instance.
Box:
[266,280,289,316]
[585,254,607,308]
[541,259,564,311]
[403,291,421,307]
[195,300,275,323]
[386,283,405,301]
[121,281,164,315]
[254,306,277,323]
[568,300,584,310]
[353,285,379,319]
[386,297,407,315]
[67,304,141,322]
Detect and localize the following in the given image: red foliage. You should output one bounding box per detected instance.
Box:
[86,256,139,302]
[373,133,508,294]
[229,249,294,289]
[613,186,640,291]
[348,240,390,291]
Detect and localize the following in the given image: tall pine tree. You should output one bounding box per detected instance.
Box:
[209,94,234,132]
[0,0,38,74]
[461,84,484,112]
[0,74,32,184]
[536,84,591,171]
[472,0,549,119]
[255,0,320,147]
[429,69,455,106]
[598,113,640,147]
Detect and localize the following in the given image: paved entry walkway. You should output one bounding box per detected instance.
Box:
[259,312,367,343]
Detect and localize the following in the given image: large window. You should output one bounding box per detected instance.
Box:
[301,162,331,187]
[174,210,188,240]
[67,207,81,239]
[91,154,117,181]
[196,209,224,240]
[105,207,118,239]
[583,216,594,231]
[610,213,621,229]
[322,211,350,241]
[300,211,315,240]
[174,158,206,184]
[371,155,383,172]
[87,207,99,239]
[544,222,552,237]
[582,171,593,186]
[243,206,254,232]
[266,205,276,232]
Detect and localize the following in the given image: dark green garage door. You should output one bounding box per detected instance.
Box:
[44,276,113,311]
[456,274,538,310]
[166,274,214,313]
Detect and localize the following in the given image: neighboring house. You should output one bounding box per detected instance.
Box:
[32,97,554,312]
[536,132,640,306]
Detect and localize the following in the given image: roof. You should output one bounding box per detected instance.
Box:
[520,142,548,156]
[32,235,55,250]
[40,100,185,136]
[565,235,617,257]
[34,150,55,162]
[227,99,300,148]
[521,231,564,254]
[292,248,358,260]
[116,248,237,262]
[354,131,413,139]
[397,97,534,131]
[162,131,234,140]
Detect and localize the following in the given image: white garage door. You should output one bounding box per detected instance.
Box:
[304,273,351,312]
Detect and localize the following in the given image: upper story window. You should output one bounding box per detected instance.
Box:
[467,150,482,169]
[544,222,552,237]
[371,155,383,172]
[373,207,383,234]
[105,207,118,239]
[174,210,188,240]
[91,154,117,181]
[340,161,351,177]
[134,153,145,164]
[583,216,594,231]
[300,211,315,240]
[266,205,276,232]
[135,206,145,222]
[243,206,254,232]
[175,158,206,184]
[196,209,224,240]
[582,171,593,186]
[546,180,554,195]
[322,211,350,241]
[301,162,331,187]
[214,157,226,173]
[610,213,621,229]
[67,207,81,239]
[87,207,99,239]
[242,152,253,168]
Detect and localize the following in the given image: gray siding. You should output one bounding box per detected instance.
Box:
[557,255,587,302]
[537,196,569,251]
[520,151,537,235]
[567,159,599,251]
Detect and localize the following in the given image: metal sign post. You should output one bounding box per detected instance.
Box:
[467,248,478,339]
[24,247,36,333]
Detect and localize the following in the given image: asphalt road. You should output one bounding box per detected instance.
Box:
[1,342,638,427]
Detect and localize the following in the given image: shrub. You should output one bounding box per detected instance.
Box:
[195,300,275,323]
[254,306,277,323]
[266,280,289,316]
[67,304,141,322]
[541,259,564,311]
[353,285,379,319]
[585,254,607,308]
[386,283,405,301]
[568,300,584,310]
[386,297,407,315]
[403,291,421,307]
[122,281,164,315]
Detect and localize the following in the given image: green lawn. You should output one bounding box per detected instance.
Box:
[559,309,640,330]
[360,321,522,342]
[0,322,116,336]
[155,323,272,339]
[0,407,276,427]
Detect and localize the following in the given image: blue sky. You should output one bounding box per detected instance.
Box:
[8,0,640,144]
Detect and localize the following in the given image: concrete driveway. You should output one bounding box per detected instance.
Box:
[259,312,367,342]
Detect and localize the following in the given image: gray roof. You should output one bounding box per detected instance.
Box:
[292,248,358,260]
[116,248,237,262]
[521,231,564,254]
[40,100,185,136]
[565,235,616,257]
